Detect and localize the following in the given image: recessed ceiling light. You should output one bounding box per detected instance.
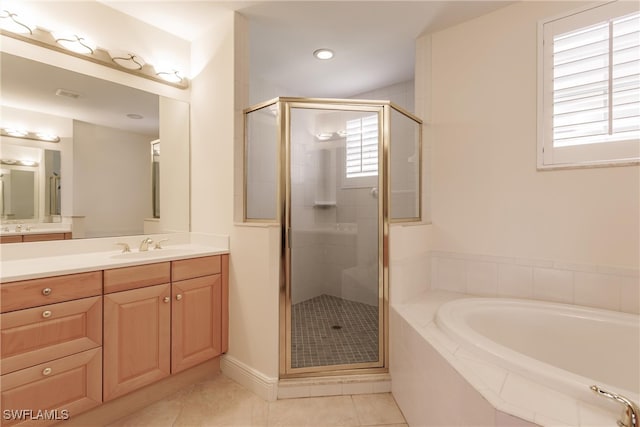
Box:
[127,114,144,120]
[313,49,334,60]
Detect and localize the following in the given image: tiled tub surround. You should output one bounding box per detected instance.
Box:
[0,232,229,282]
[430,251,640,315]
[391,291,639,426]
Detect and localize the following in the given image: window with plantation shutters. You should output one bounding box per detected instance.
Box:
[539,1,640,168]
[346,114,378,178]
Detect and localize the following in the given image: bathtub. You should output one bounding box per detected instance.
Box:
[435,298,640,412]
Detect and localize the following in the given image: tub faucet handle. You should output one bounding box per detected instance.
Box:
[591,385,639,427]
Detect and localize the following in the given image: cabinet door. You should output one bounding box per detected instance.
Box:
[103,284,170,401]
[1,348,101,427]
[171,275,222,373]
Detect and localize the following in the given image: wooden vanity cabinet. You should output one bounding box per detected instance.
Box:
[102,255,229,399]
[22,232,72,242]
[1,348,102,427]
[0,235,22,244]
[103,263,171,401]
[171,255,228,373]
[0,272,103,426]
[0,253,229,422]
[0,296,102,375]
[0,232,71,244]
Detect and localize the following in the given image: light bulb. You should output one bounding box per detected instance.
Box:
[53,32,96,54]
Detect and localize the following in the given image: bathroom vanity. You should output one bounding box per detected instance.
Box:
[0,232,71,244]
[0,238,229,426]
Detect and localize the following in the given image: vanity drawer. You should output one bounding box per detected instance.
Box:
[0,296,102,375]
[172,255,221,282]
[0,271,102,313]
[0,236,23,244]
[22,233,67,242]
[103,262,171,293]
[0,348,102,427]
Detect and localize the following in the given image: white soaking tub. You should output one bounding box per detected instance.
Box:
[435,298,640,412]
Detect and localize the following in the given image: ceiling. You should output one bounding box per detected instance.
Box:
[102,1,512,98]
[2,1,512,135]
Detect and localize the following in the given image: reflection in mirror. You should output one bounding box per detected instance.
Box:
[0,52,190,238]
[45,150,61,219]
[151,140,160,219]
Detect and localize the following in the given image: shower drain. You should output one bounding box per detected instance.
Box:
[331,325,343,330]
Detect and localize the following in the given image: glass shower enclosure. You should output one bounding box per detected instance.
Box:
[244,98,422,377]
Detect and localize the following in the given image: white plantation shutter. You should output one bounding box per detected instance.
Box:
[540,1,640,167]
[346,114,378,178]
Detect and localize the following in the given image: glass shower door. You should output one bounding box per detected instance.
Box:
[286,104,383,373]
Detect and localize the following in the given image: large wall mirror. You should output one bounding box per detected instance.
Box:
[0,52,190,238]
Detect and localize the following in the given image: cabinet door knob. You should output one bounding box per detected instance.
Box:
[42,310,52,318]
[42,367,52,376]
[163,296,170,303]
[42,288,52,296]
[176,294,183,301]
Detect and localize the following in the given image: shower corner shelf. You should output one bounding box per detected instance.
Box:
[313,201,336,208]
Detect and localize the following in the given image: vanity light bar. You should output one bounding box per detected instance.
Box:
[1,128,60,143]
[1,159,39,167]
[0,11,189,89]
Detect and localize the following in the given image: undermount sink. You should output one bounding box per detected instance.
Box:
[110,248,191,260]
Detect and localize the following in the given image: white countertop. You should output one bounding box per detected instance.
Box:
[0,233,229,283]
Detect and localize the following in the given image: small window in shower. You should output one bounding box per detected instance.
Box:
[346,114,378,179]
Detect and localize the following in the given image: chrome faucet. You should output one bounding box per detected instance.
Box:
[591,385,639,427]
[139,237,154,252]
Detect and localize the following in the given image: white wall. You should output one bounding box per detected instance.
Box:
[72,121,152,237]
[191,12,281,389]
[422,1,639,270]
[159,97,190,233]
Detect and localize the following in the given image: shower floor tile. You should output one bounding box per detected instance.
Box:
[291,294,378,369]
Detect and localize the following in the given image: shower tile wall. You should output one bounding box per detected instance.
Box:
[291,137,379,307]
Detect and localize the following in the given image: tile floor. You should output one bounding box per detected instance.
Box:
[108,374,407,427]
[291,294,379,368]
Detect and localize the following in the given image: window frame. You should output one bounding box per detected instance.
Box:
[537,1,640,170]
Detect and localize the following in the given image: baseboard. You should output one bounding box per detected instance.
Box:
[220,355,278,401]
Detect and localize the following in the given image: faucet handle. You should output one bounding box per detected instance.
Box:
[154,239,169,249]
[591,385,639,427]
[116,243,131,253]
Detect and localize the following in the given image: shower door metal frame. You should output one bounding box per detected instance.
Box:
[279,98,391,378]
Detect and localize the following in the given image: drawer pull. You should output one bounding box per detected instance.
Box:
[42,367,53,376]
[163,296,170,303]
[42,310,52,318]
[42,287,52,296]
[176,294,183,301]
